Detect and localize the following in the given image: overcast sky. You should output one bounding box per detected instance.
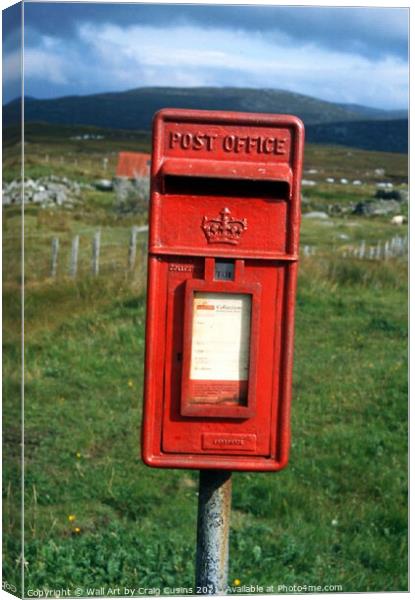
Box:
[2,1,409,109]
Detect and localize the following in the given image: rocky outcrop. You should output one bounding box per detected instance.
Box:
[2,176,93,208]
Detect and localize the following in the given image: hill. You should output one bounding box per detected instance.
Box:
[307,119,408,153]
[3,87,408,153]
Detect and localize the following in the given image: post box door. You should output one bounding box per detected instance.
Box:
[160,256,285,458]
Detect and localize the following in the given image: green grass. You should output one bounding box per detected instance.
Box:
[2,254,407,594]
[3,123,151,183]
[2,124,408,595]
[303,144,408,183]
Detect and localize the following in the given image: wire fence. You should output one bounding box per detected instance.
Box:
[302,234,408,261]
[3,225,149,283]
[3,227,407,285]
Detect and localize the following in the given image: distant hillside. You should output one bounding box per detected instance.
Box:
[334,103,408,120]
[307,119,408,154]
[3,87,408,153]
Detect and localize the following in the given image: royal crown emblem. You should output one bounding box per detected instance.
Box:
[202,207,248,245]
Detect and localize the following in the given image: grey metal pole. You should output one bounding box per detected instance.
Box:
[195,470,232,595]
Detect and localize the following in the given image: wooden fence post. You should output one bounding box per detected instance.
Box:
[51,237,59,277]
[128,226,138,271]
[70,235,79,277]
[92,230,101,275]
[376,241,382,260]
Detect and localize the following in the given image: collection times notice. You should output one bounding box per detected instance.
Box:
[189,292,251,404]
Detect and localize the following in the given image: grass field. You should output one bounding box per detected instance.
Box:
[2,124,408,595]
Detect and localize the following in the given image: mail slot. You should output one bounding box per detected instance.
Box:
[141,109,304,471]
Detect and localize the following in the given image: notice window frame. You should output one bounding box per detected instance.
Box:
[181,278,261,419]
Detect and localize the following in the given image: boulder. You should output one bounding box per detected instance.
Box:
[353,199,401,216]
[33,191,50,204]
[94,179,113,191]
[375,189,404,201]
[303,211,329,220]
[2,176,91,207]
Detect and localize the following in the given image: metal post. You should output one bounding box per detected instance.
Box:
[196,470,232,595]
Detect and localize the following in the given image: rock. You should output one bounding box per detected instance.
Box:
[376,182,393,189]
[94,179,113,191]
[399,190,409,203]
[55,191,66,205]
[353,199,401,216]
[2,192,11,205]
[353,201,370,216]
[391,215,406,225]
[33,191,50,203]
[375,189,406,201]
[2,176,86,208]
[328,204,344,215]
[303,211,329,220]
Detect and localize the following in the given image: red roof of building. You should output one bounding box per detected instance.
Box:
[116,152,151,178]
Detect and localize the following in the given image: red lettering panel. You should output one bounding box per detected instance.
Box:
[165,123,292,163]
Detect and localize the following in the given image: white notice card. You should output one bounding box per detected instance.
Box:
[190,292,251,382]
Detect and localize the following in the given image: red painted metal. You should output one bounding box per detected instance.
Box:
[141,109,304,471]
[116,151,151,178]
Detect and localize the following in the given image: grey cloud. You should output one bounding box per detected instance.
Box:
[24,3,408,60]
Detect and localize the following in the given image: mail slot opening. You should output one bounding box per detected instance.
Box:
[164,176,290,199]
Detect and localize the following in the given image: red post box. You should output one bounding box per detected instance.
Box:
[142,109,304,471]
